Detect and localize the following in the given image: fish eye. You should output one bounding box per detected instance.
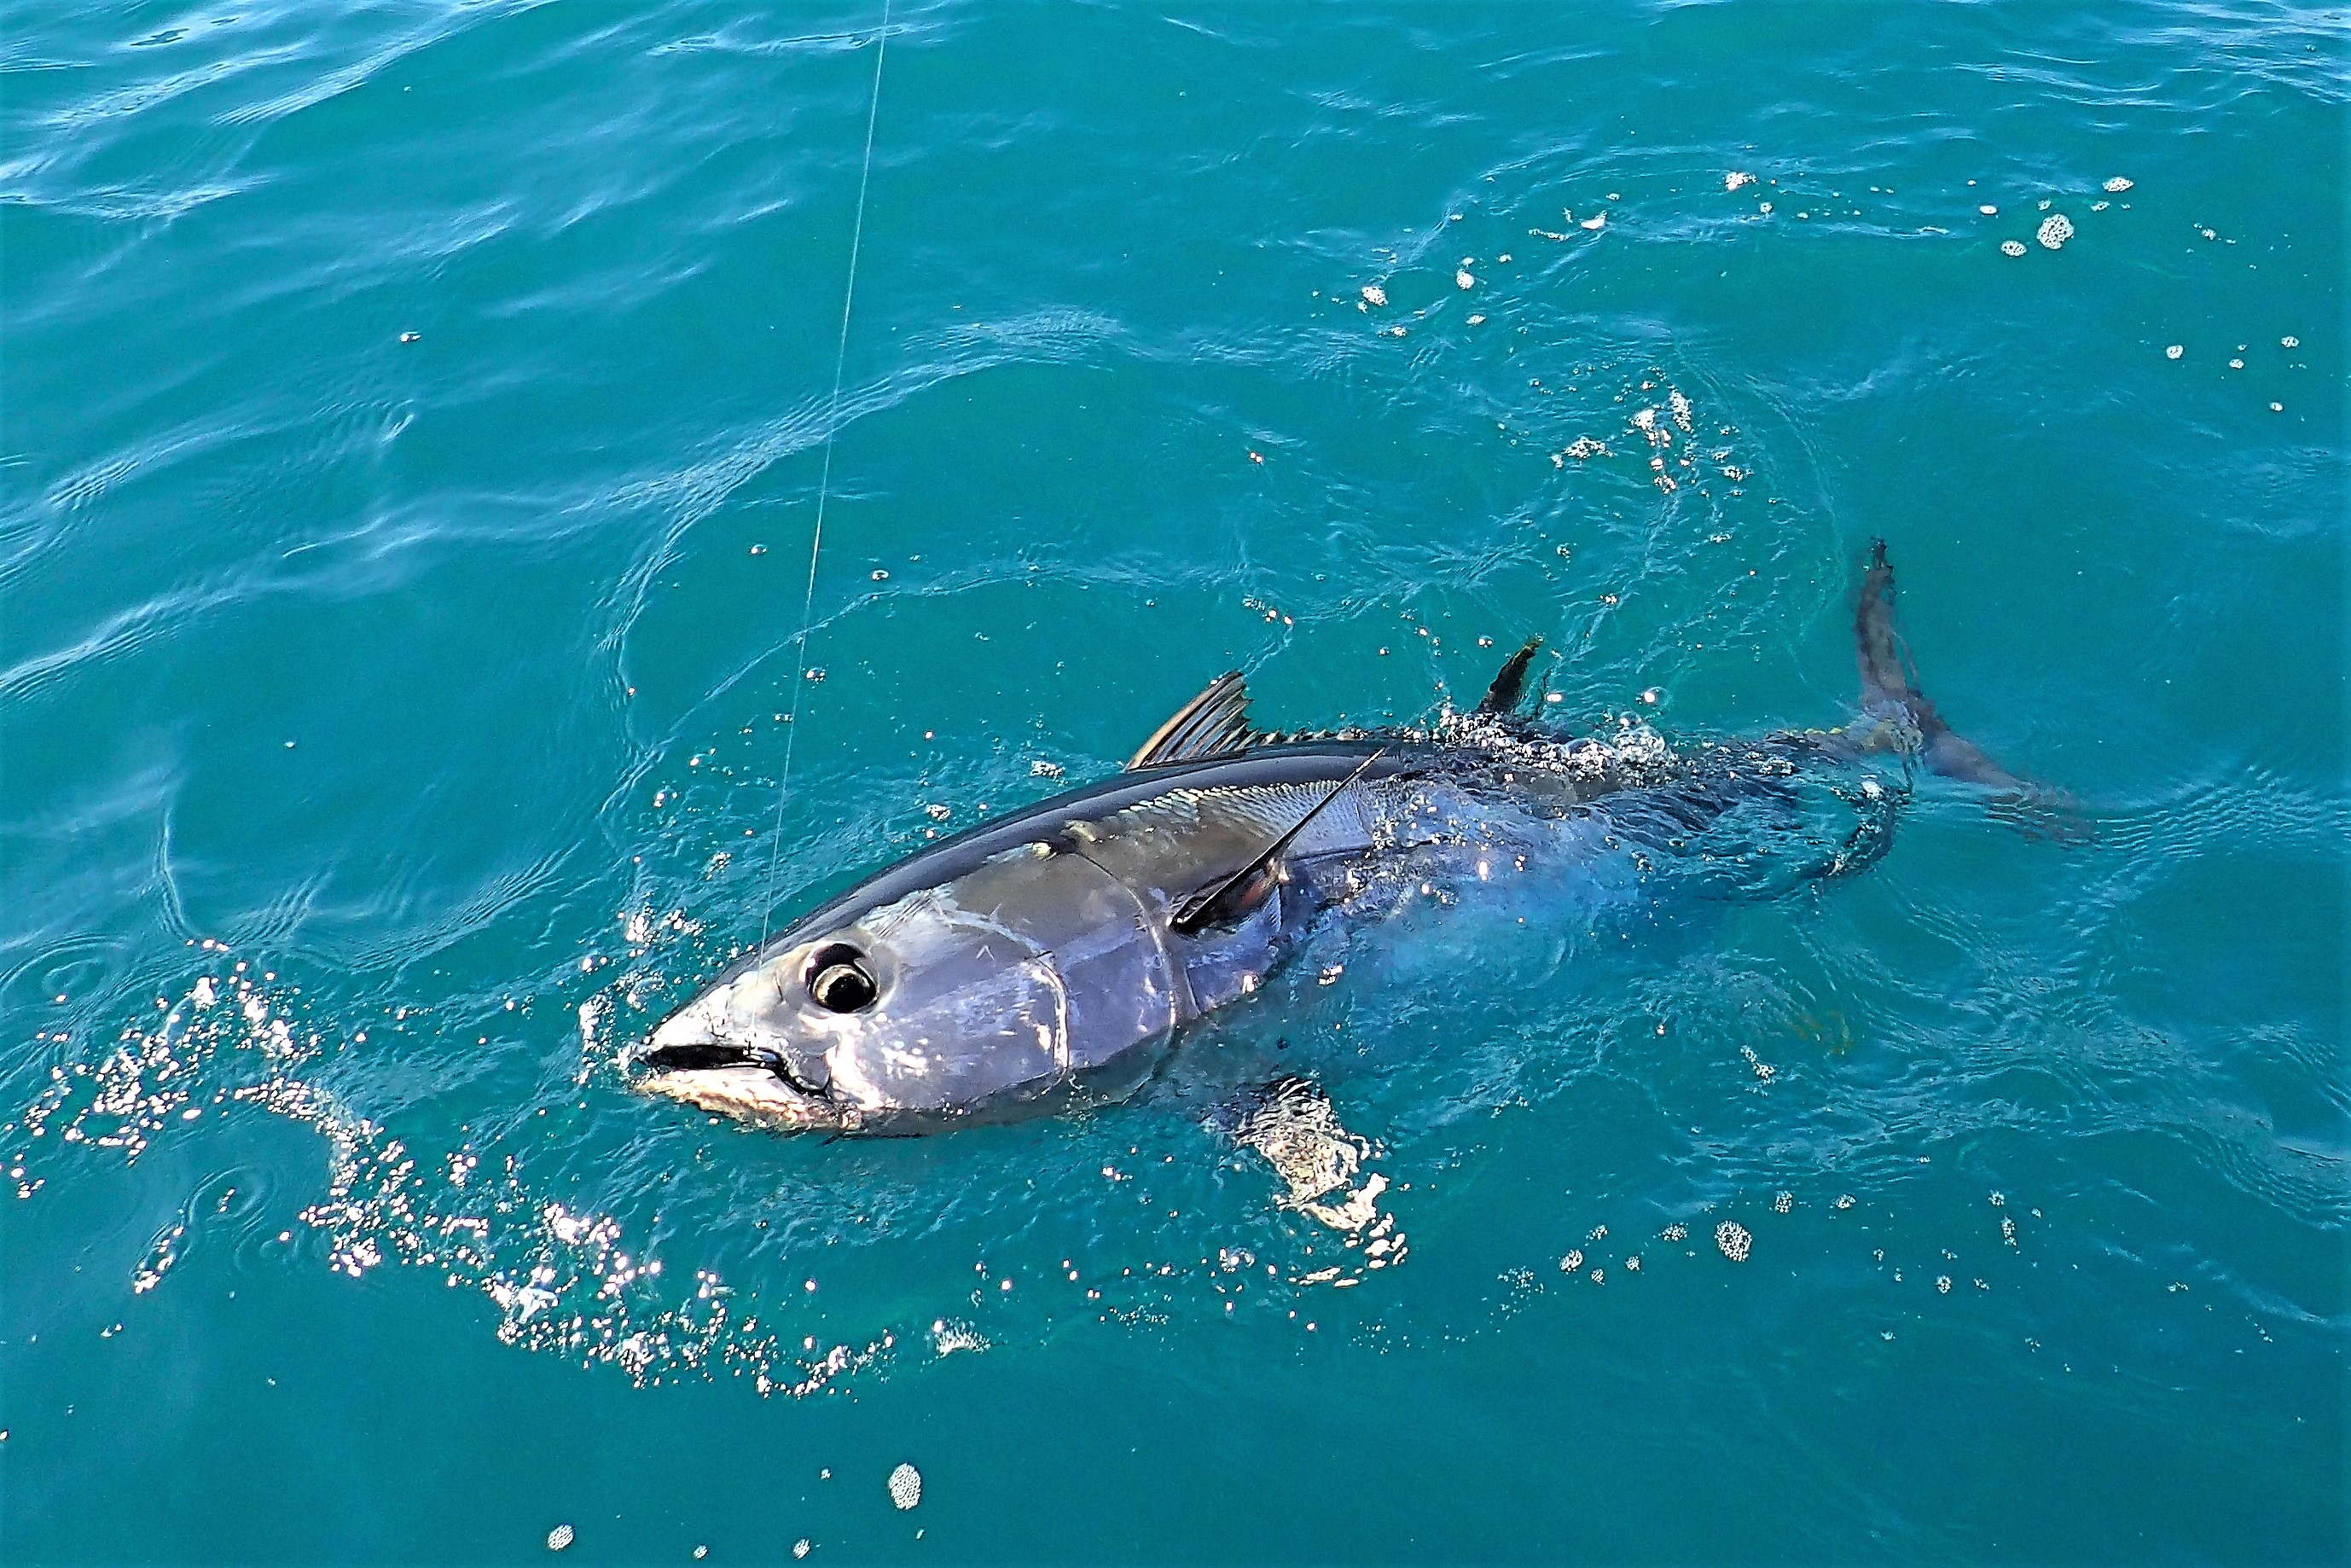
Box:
[806,944,878,1013]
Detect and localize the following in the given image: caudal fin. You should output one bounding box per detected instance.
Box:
[1855,540,2084,836]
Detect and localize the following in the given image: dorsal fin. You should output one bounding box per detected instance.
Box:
[1129,672,1258,769]
[1477,636,1545,714]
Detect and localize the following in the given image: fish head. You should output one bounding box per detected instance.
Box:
[634,842,1175,1131]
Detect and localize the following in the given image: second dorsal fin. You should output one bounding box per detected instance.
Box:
[1129,672,1257,769]
[1477,636,1545,714]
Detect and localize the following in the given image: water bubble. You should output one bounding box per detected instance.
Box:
[1715,1221,1752,1262]
[1359,284,1387,307]
[2000,241,2026,258]
[2281,335,2299,348]
[1455,270,1475,290]
[1979,204,1999,215]
[2036,213,2073,250]
[547,1525,575,1552]
[888,1463,922,1510]
[2165,345,2183,359]
[2103,176,2133,192]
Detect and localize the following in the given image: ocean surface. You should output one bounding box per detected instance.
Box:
[3,3,2343,1562]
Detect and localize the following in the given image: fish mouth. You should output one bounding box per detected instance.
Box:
[636,1060,844,1131]
[630,1025,846,1133]
[636,1041,780,1075]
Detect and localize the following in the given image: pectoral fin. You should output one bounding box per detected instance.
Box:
[1170,748,1386,932]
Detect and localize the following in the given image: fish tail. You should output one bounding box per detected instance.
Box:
[1852,540,2086,838]
[1853,538,2006,786]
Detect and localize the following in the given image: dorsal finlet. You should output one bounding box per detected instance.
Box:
[1128,672,1258,769]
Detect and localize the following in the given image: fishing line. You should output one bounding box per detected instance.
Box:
[759,0,893,948]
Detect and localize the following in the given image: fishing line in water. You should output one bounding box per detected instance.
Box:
[760,0,894,947]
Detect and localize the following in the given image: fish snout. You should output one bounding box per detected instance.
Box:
[636,1060,841,1131]
[630,997,840,1130]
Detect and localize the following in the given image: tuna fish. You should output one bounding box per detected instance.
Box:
[633,542,2049,1133]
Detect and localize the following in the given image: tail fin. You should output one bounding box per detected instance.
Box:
[1855,540,2084,836]
[1855,540,2023,788]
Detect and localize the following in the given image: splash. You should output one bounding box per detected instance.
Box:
[11,964,897,1397]
[1219,1077,1408,1284]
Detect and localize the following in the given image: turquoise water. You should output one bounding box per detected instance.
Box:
[4,2,2344,1560]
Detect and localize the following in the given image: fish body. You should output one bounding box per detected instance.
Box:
[635,543,2035,1133]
